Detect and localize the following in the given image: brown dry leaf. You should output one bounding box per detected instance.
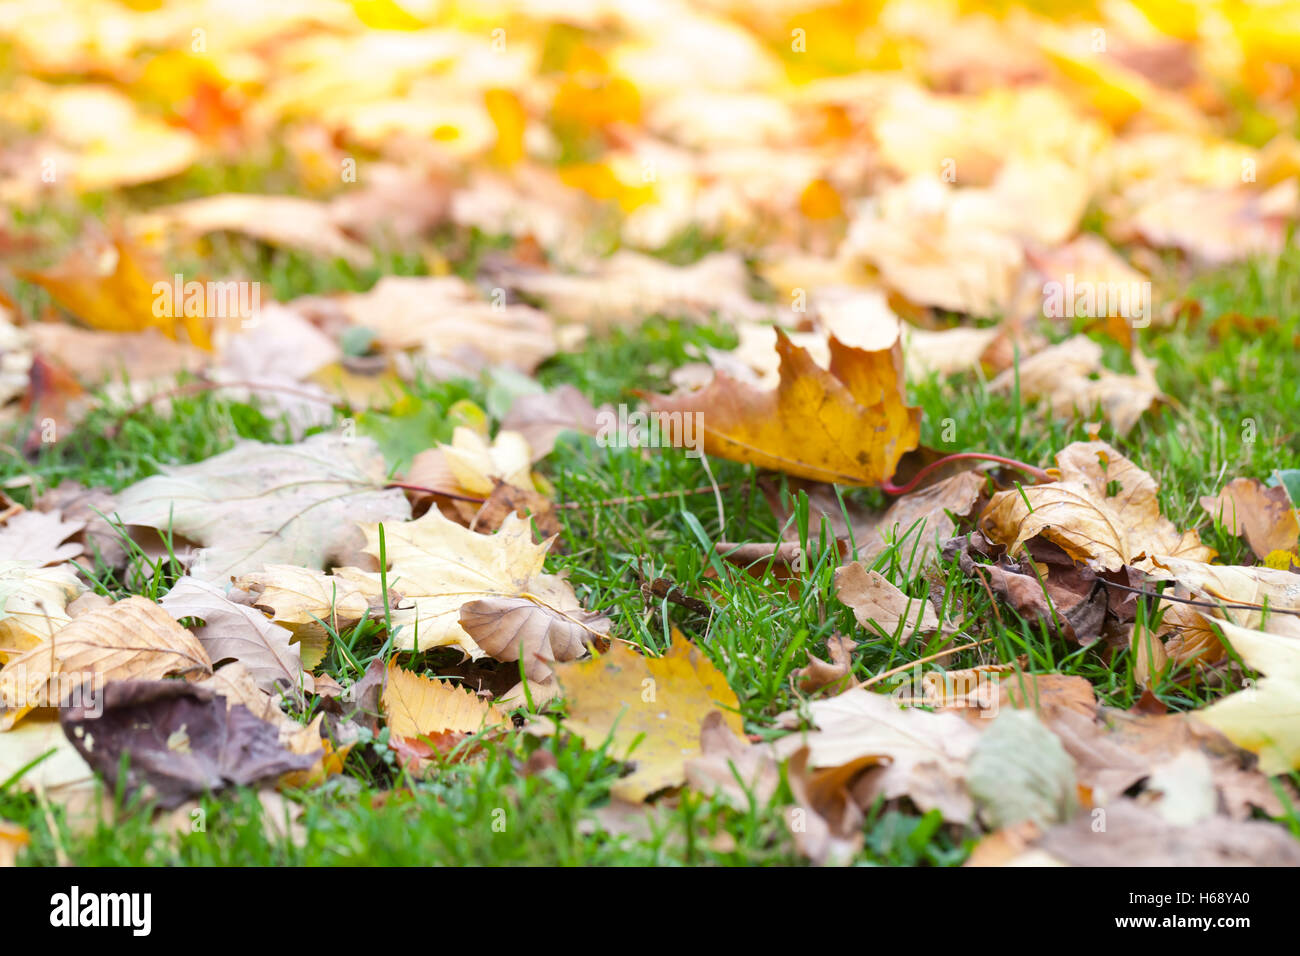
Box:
[0,509,84,566]
[1200,478,1300,560]
[112,433,410,583]
[28,325,208,387]
[233,565,376,669]
[133,194,375,268]
[159,577,313,695]
[785,746,872,866]
[947,538,1107,643]
[795,634,857,694]
[648,330,921,486]
[381,662,506,739]
[17,234,212,349]
[459,596,609,681]
[0,596,212,729]
[496,250,769,329]
[775,688,980,823]
[833,563,943,642]
[551,630,743,802]
[990,336,1161,435]
[0,562,84,662]
[1030,799,1300,866]
[344,508,586,658]
[334,276,555,374]
[684,711,780,811]
[980,440,1212,572]
[768,470,985,579]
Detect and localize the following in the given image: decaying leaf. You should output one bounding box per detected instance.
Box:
[967,709,1078,829]
[61,679,319,810]
[552,630,743,802]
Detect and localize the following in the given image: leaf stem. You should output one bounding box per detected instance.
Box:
[881,453,1050,496]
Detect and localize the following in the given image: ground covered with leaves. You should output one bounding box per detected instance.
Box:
[1,1,1299,867]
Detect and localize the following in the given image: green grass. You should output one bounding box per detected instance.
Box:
[1,229,1298,866]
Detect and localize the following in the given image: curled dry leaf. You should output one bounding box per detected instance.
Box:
[61,679,319,810]
[0,562,83,661]
[647,330,921,486]
[990,336,1161,435]
[233,564,378,669]
[459,596,609,681]
[1199,477,1300,561]
[551,630,743,802]
[1146,556,1300,637]
[159,577,313,695]
[775,688,980,823]
[833,563,943,642]
[795,634,857,694]
[0,595,212,730]
[980,441,1212,572]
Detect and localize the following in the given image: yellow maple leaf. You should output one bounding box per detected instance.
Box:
[553,630,743,802]
[648,330,921,486]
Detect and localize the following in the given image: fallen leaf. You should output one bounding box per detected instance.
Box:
[17,234,212,348]
[0,562,83,662]
[1194,616,1300,774]
[990,336,1162,435]
[833,563,943,642]
[981,440,1212,572]
[61,679,319,810]
[381,662,507,740]
[648,330,921,486]
[967,708,1078,828]
[776,688,980,823]
[794,634,857,694]
[159,577,313,695]
[346,508,586,658]
[133,193,375,267]
[459,596,608,681]
[1032,799,1300,866]
[233,565,377,669]
[113,433,410,583]
[1200,477,1300,560]
[552,630,743,802]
